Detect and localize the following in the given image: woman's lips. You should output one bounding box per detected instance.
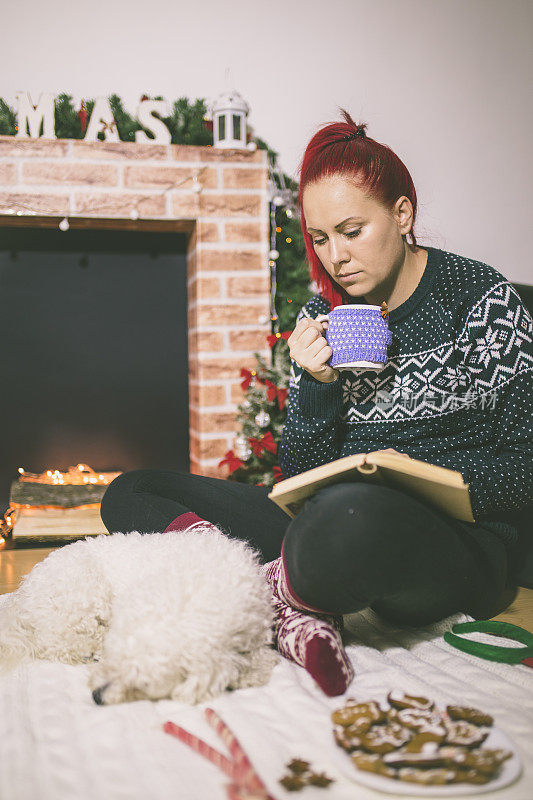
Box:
[337,272,360,282]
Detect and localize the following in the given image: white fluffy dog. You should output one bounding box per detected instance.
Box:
[0,526,278,704]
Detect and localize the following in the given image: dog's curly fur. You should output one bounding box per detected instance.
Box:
[0,527,278,704]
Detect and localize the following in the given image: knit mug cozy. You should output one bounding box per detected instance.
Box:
[315,305,393,370]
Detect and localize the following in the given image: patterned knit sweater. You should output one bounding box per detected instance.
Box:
[278,246,533,548]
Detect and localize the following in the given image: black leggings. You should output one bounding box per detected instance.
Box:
[100,469,509,626]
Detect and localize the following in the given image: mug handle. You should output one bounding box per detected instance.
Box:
[315,314,329,327]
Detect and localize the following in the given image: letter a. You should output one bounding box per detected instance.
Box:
[84,97,120,142]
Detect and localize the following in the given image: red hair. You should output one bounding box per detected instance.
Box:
[296,108,419,309]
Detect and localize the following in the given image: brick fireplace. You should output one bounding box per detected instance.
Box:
[0,135,272,478]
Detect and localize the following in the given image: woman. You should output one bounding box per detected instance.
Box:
[101,109,533,697]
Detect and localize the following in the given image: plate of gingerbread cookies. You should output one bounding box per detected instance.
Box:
[329,690,522,795]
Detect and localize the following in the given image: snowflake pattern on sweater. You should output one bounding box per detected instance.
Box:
[278,246,533,547]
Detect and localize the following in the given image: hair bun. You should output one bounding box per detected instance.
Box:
[343,125,367,141]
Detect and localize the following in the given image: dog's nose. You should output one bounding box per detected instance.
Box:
[92,685,108,705]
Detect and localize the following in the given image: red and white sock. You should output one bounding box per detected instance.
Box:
[262,556,354,697]
[163,513,354,695]
[163,511,211,533]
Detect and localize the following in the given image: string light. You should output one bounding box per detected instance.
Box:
[267,157,298,337]
[0,463,122,541]
[14,463,120,485]
[4,168,208,223]
[125,169,206,221]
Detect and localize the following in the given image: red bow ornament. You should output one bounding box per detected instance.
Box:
[263,379,288,410]
[240,368,258,391]
[263,379,277,403]
[273,466,284,483]
[266,331,292,348]
[249,431,277,457]
[275,387,288,410]
[218,450,244,474]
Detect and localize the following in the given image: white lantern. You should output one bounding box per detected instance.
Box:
[208,89,250,149]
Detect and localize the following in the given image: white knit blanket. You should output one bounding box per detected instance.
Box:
[1,594,532,800]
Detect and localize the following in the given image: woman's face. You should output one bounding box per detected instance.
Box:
[302,174,413,303]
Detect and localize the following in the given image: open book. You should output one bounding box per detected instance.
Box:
[268,451,474,522]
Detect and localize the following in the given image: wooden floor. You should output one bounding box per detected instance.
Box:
[1,544,533,630]
[0,546,57,595]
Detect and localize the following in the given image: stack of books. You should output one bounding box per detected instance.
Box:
[7,466,121,543]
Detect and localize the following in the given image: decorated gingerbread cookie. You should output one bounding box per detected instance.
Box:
[446,705,494,727]
[444,719,490,748]
[360,722,412,754]
[331,691,515,790]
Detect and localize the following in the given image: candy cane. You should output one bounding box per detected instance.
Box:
[163,711,275,799]
[205,708,266,793]
[163,721,237,780]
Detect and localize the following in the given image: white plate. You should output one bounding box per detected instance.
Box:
[329,725,522,796]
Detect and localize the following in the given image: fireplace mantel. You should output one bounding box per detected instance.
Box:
[0,135,272,477]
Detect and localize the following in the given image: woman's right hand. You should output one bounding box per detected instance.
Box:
[287,318,339,383]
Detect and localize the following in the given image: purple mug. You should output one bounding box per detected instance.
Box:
[315,304,392,370]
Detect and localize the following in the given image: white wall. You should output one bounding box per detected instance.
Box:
[3,0,532,282]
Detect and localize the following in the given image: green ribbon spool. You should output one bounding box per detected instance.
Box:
[443,620,533,664]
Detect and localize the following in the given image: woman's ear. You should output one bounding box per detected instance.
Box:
[394,196,413,237]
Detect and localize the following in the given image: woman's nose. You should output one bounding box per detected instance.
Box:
[328,237,350,267]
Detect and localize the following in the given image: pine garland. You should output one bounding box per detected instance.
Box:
[0,98,18,135]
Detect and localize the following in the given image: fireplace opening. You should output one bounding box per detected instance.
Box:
[0,226,190,518]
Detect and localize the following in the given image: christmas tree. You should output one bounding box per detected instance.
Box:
[219,155,313,488]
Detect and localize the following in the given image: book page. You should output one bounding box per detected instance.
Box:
[11,506,108,540]
[366,451,466,487]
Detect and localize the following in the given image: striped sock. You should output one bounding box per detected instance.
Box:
[162,514,354,695]
[163,512,209,533]
[262,557,354,696]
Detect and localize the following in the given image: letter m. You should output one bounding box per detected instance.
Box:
[16,92,56,139]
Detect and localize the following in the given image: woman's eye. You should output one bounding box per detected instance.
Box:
[313,230,361,246]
